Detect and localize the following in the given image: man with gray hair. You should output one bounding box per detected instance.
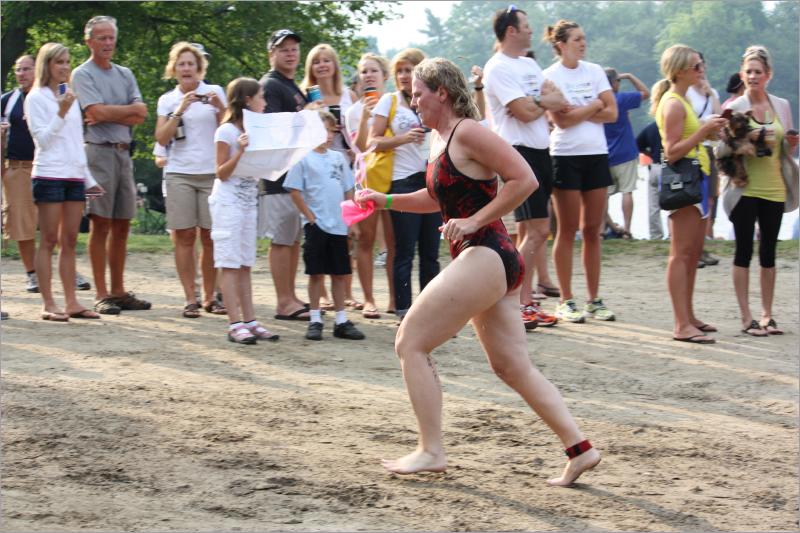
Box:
[72,15,150,314]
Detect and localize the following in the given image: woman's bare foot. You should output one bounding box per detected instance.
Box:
[546,447,601,487]
[381,449,447,474]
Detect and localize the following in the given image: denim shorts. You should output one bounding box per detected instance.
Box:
[32,178,86,203]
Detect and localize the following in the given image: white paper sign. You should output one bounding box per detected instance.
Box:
[235,109,327,181]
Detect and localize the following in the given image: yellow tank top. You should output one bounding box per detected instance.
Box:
[656,91,710,175]
[744,115,785,203]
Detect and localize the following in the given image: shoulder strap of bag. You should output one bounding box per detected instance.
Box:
[384,93,397,137]
[698,94,710,117]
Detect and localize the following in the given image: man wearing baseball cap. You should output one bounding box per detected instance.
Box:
[257,29,311,321]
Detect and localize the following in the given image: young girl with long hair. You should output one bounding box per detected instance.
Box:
[212,77,279,344]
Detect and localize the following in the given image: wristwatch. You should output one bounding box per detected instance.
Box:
[533,95,541,107]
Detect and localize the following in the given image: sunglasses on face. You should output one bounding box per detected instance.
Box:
[690,61,705,72]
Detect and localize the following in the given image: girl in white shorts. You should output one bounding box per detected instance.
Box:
[212,78,279,344]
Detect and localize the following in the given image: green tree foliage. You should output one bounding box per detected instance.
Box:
[2,1,392,192]
[401,1,798,135]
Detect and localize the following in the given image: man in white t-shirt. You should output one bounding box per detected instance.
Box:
[483,6,568,326]
[686,51,722,265]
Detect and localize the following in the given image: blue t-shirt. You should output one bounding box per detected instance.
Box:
[1,89,34,161]
[284,149,355,236]
[604,91,642,166]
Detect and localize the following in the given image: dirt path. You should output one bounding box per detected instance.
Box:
[1,250,797,531]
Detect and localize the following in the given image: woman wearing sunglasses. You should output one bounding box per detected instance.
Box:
[652,45,727,343]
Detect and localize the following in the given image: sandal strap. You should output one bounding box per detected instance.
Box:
[230,324,256,341]
[565,439,593,459]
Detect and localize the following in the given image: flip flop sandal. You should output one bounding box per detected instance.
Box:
[274,308,311,321]
[362,306,381,319]
[537,283,561,298]
[41,311,69,322]
[761,319,783,335]
[741,320,767,337]
[345,299,364,310]
[696,323,718,333]
[673,334,715,344]
[68,309,101,319]
[183,302,201,319]
[204,300,227,315]
[247,322,280,342]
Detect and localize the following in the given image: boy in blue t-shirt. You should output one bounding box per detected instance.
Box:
[285,111,364,341]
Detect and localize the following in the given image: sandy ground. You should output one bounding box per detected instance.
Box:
[1,248,798,532]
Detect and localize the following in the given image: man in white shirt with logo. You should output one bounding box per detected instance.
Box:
[483,6,568,327]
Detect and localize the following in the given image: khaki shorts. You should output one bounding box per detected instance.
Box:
[85,143,137,220]
[1,160,37,241]
[607,159,639,195]
[257,192,301,245]
[165,172,214,230]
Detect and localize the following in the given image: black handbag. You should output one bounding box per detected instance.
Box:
[659,158,702,210]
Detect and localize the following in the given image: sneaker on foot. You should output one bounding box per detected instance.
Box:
[26,272,39,293]
[305,321,323,341]
[583,298,616,321]
[374,251,387,267]
[94,297,122,315]
[76,273,91,291]
[333,320,365,340]
[522,303,558,327]
[701,250,719,266]
[555,299,585,323]
[110,291,151,310]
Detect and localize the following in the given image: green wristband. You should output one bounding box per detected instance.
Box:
[384,194,393,210]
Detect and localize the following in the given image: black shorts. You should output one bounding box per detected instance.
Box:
[552,154,613,191]
[512,146,552,221]
[303,223,352,276]
[32,178,86,203]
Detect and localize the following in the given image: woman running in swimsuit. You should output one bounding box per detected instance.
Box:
[357,58,599,486]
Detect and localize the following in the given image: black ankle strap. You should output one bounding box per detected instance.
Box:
[565,439,592,459]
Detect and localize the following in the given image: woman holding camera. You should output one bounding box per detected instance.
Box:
[653,45,727,343]
[720,45,798,336]
[25,43,104,321]
[155,42,227,318]
[369,48,441,321]
[345,53,396,318]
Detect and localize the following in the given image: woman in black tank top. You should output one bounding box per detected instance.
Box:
[357,58,600,486]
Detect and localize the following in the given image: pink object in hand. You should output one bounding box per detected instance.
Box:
[341,199,375,226]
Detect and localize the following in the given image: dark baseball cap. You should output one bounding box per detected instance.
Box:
[268,29,301,50]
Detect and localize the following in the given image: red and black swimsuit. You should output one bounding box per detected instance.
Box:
[425,120,524,292]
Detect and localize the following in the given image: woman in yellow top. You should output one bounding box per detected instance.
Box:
[722,46,799,336]
[652,45,727,343]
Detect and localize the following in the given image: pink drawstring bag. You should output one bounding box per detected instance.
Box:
[340,198,375,226]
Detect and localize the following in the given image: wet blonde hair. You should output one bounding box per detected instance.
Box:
[543,20,580,57]
[34,43,68,89]
[300,44,343,96]
[163,42,208,81]
[414,58,480,121]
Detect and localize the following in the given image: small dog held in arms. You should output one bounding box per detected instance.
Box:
[716,110,774,188]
